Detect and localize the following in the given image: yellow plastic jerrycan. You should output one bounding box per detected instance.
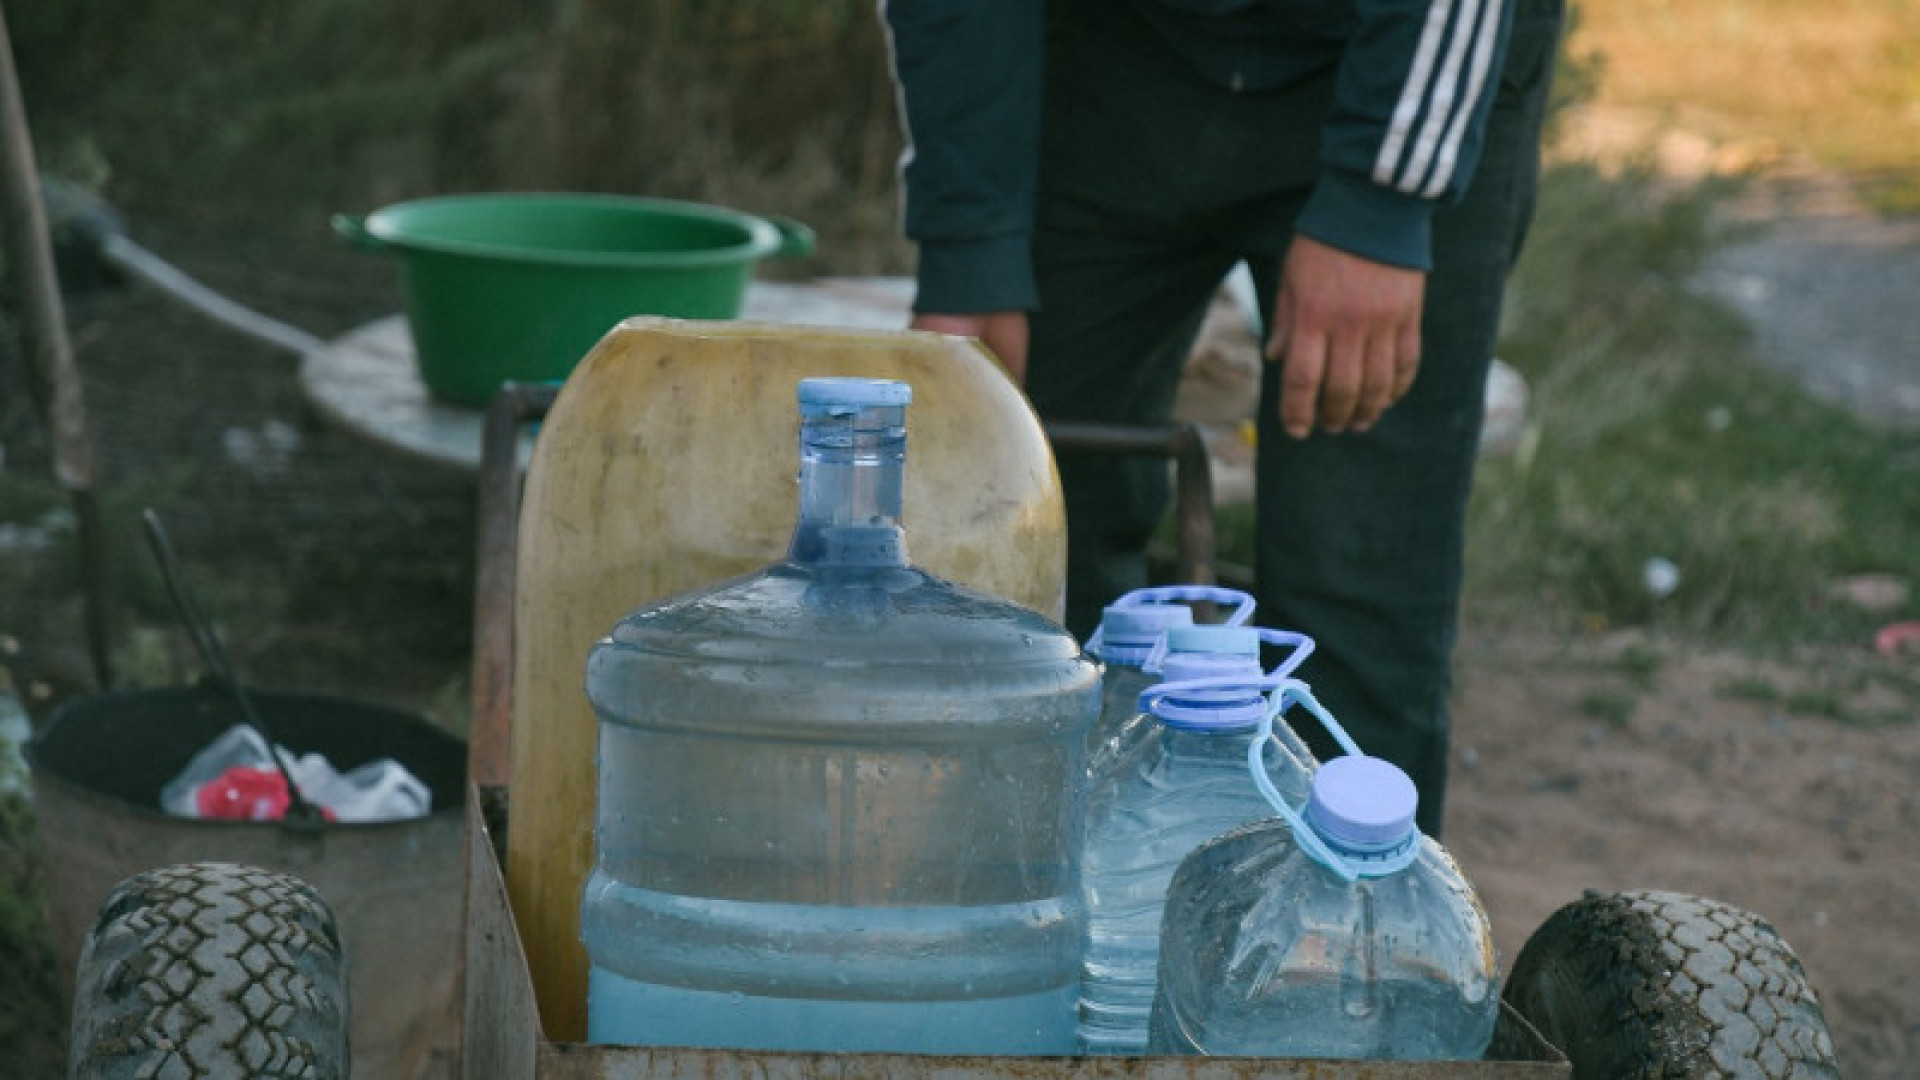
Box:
[505,317,1067,1040]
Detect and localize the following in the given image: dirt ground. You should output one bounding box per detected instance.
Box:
[1448,630,1920,1075]
[3,143,1917,1079]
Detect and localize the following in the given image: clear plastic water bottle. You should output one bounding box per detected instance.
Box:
[1076,625,1316,1056]
[1082,585,1255,762]
[1148,684,1500,1060]
[581,377,1100,1054]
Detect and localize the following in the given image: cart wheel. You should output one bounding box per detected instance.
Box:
[66,862,349,1080]
[1499,889,1839,1078]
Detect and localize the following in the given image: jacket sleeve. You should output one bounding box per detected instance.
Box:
[1297,0,1518,271]
[881,0,1045,314]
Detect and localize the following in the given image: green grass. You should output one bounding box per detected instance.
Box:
[1212,162,1920,650]
[0,797,48,948]
[0,791,61,1071]
[1578,690,1638,728]
[9,0,910,279]
[1608,641,1665,689]
[1469,164,1920,645]
[1717,675,1784,706]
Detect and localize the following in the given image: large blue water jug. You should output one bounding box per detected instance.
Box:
[580,377,1100,1054]
[1076,624,1315,1055]
[1147,684,1500,1060]
[1082,585,1255,760]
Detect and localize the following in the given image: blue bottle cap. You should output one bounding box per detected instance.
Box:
[1156,627,1264,684]
[1164,626,1260,656]
[1100,603,1194,641]
[797,377,913,412]
[1305,755,1419,854]
[1090,603,1195,664]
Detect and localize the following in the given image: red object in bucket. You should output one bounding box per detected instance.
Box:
[194,766,335,822]
[1875,621,1920,659]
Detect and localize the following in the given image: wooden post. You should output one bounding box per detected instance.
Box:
[0,6,112,688]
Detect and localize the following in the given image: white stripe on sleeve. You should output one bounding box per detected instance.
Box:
[1421,0,1506,197]
[1396,0,1485,193]
[877,0,916,182]
[1371,0,1456,189]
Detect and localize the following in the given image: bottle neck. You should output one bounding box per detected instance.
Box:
[788,403,909,567]
[1308,820,1421,878]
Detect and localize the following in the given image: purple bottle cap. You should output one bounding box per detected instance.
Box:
[1305,755,1419,853]
[1102,603,1194,640]
[1158,626,1262,682]
[1093,603,1195,664]
[1164,626,1259,656]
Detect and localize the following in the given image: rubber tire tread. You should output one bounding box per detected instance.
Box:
[66,862,349,1080]
[1500,888,1839,1079]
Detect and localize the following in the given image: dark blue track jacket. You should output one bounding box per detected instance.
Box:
[883,0,1519,314]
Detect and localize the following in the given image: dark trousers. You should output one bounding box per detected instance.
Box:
[1025,0,1566,834]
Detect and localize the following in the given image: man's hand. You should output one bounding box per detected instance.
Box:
[910,311,1030,384]
[1266,235,1425,439]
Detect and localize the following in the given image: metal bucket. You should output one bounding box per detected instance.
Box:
[28,685,468,1080]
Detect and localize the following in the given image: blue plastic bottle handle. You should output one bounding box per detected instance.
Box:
[1114,585,1256,625]
[1243,681,1419,882]
[1084,585,1255,657]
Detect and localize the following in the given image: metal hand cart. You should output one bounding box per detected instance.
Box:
[54,381,1839,1080]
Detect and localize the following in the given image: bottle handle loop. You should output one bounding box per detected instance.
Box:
[1085,585,1255,656]
[1248,680,1366,882]
[1118,585,1257,624]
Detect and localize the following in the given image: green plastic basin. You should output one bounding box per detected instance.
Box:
[334,192,814,406]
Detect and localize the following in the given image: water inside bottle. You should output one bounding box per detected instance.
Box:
[581,378,1098,1054]
[1077,628,1316,1056]
[1145,714,1499,1062]
[1148,820,1498,1060]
